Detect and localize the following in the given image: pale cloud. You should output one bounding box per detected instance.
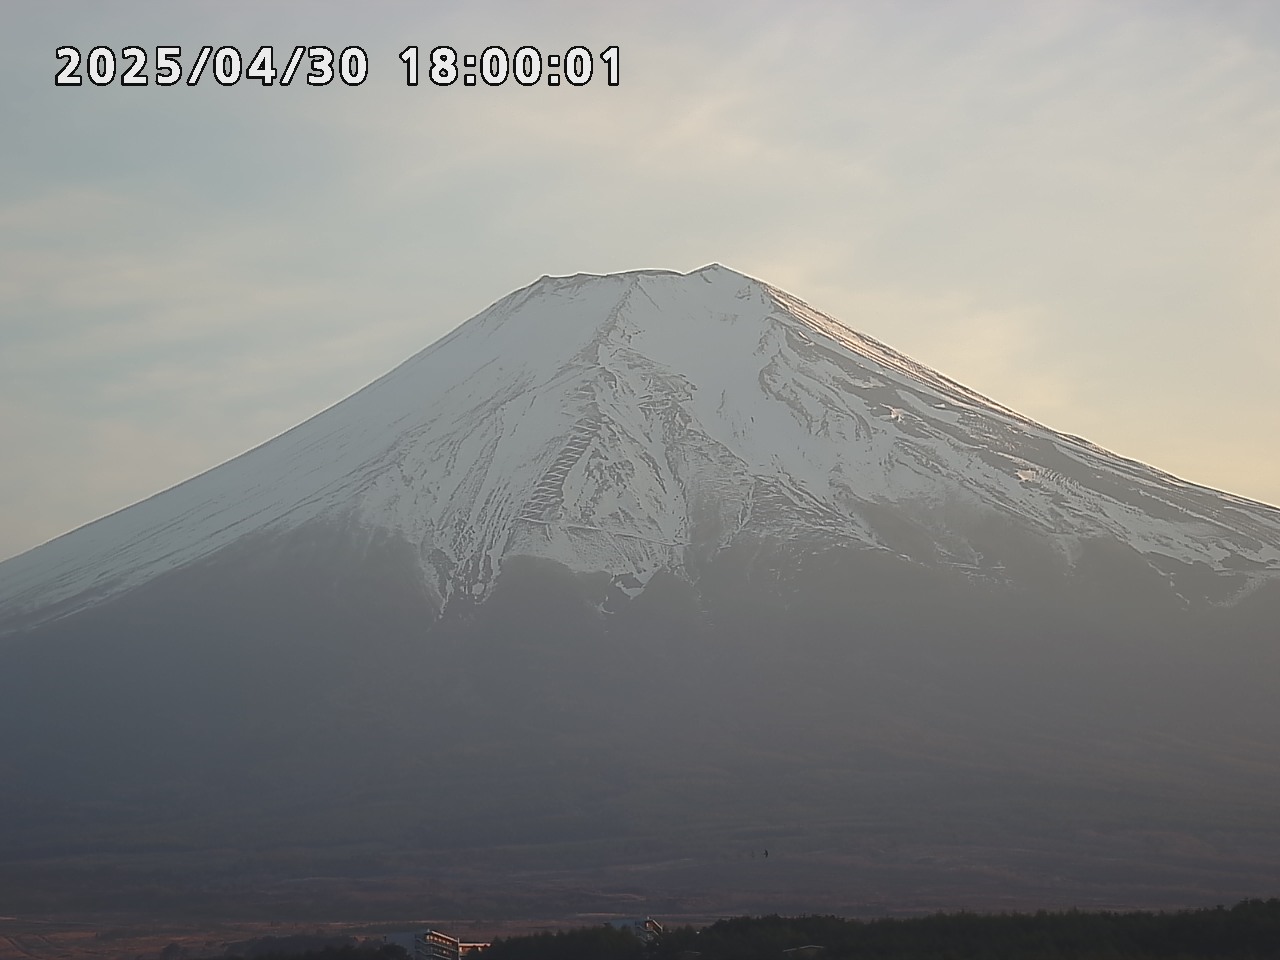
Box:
[0,403,230,554]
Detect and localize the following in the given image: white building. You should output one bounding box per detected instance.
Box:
[383,929,488,960]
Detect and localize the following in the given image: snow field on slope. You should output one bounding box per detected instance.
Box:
[3,264,1279,627]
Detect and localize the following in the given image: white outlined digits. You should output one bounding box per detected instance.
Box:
[55,44,616,88]
[54,45,371,87]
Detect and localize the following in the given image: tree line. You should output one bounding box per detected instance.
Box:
[480,899,1280,960]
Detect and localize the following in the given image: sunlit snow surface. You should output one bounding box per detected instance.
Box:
[3,264,1280,626]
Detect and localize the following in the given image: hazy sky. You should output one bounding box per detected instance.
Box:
[3,1,1278,562]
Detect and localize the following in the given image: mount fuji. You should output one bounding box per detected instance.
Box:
[3,264,1277,628]
[2,265,1279,918]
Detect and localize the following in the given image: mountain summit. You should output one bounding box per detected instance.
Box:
[3,266,1280,918]
[3,264,1278,628]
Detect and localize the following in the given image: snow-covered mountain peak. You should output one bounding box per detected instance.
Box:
[3,265,1280,628]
